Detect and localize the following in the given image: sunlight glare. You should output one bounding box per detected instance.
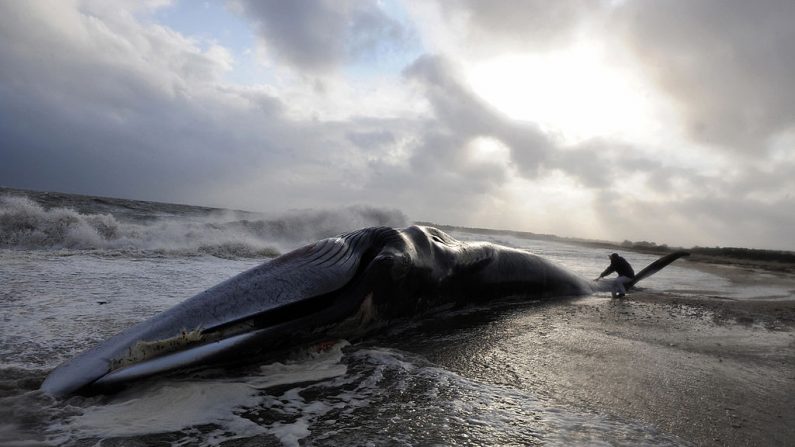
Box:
[467,44,656,143]
[466,136,512,168]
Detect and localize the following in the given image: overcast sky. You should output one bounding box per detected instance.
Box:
[1,0,794,250]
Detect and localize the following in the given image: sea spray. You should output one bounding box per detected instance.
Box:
[0,195,120,250]
[0,193,407,258]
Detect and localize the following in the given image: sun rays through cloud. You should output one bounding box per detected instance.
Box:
[1,0,794,250]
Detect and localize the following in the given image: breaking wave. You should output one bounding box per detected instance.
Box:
[0,195,408,258]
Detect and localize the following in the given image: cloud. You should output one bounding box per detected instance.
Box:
[1,1,793,250]
[401,55,677,191]
[396,1,795,248]
[403,55,551,174]
[0,2,439,225]
[231,0,414,71]
[0,1,367,207]
[413,0,795,156]
[613,0,795,153]
[595,191,795,250]
[401,54,795,249]
[452,0,595,50]
[407,0,599,58]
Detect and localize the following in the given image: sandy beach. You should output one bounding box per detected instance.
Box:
[384,255,795,446]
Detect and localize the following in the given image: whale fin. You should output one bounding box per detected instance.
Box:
[626,251,690,289]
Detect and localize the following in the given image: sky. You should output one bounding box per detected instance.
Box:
[1,0,794,250]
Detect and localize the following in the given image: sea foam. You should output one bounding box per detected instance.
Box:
[0,194,407,258]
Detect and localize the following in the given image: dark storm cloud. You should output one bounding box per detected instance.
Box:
[233,0,414,71]
[614,0,795,153]
[0,2,227,198]
[0,1,414,210]
[2,1,793,249]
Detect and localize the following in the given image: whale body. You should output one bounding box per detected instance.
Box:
[40,226,688,396]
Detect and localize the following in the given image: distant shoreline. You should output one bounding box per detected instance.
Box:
[420,221,795,275]
[3,186,792,272]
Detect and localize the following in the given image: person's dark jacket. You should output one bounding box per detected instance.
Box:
[600,255,635,278]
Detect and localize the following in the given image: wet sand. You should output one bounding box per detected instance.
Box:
[391,257,795,446]
[511,294,794,446]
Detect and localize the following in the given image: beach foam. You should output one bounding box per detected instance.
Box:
[55,341,350,446]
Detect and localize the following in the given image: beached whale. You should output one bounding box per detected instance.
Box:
[40,226,688,396]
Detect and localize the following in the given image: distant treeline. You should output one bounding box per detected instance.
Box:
[683,246,795,263]
[619,240,795,263]
[417,221,795,265]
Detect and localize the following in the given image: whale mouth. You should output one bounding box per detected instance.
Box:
[91,291,354,390]
[93,329,269,388]
[98,243,402,391]
[41,229,402,397]
[90,293,365,392]
[92,290,383,390]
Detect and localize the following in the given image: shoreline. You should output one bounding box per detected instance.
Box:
[422,221,795,274]
[541,255,795,445]
[405,293,795,446]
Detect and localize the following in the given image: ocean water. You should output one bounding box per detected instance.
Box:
[0,189,787,446]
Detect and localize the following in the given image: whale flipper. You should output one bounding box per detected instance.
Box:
[626,251,690,289]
